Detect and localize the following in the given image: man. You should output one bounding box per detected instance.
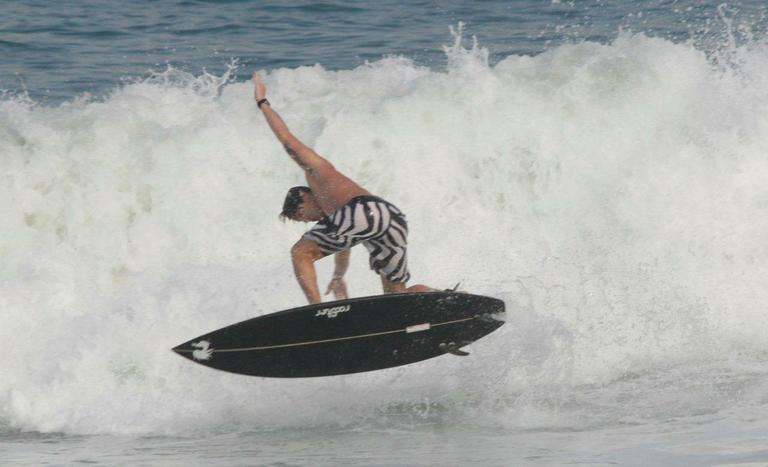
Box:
[252,72,433,304]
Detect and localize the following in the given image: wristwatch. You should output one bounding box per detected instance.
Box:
[257,98,270,108]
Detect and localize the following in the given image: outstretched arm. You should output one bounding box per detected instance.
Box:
[252,72,330,173]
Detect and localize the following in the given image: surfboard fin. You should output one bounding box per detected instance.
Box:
[445,281,464,292]
[439,342,470,356]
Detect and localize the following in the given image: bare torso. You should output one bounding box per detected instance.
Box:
[306,164,371,215]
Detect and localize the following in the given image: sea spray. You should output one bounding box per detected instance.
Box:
[2,29,768,435]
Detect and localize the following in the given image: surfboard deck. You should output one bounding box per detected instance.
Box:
[172,291,505,378]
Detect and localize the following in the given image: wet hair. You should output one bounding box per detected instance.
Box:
[279,186,312,221]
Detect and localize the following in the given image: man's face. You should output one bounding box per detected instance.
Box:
[294,191,324,222]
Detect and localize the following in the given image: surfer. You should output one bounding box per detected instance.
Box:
[252,72,433,304]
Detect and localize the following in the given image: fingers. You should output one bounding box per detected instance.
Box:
[325,278,336,295]
[324,278,338,295]
[325,278,346,296]
[252,72,267,101]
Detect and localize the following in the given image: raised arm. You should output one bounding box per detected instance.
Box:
[252,72,330,173]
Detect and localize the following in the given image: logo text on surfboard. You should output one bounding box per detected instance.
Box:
[315,305,351,318]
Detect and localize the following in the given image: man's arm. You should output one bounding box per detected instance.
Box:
[252,72,331,173]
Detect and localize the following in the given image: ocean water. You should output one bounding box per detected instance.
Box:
[3,1,768,465]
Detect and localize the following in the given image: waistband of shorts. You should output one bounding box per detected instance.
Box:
[348,195,388,205]
[349,195,403,212]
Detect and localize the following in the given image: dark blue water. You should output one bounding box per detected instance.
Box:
[2,0,766,102]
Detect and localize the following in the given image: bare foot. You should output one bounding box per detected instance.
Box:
[405,284,437,293]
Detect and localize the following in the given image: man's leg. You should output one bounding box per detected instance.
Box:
[291,239,325,304]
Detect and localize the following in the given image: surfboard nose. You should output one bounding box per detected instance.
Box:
[171,342,195,360]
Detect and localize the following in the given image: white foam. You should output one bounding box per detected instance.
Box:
[2,30,768,435]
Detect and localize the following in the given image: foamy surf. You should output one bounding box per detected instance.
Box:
[2,27,768,441]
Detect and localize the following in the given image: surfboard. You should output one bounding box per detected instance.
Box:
[172,291,505,378]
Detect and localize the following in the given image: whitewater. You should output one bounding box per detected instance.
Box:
[3,25,768,465]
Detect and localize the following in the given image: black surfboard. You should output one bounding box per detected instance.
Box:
[172,291,505,378]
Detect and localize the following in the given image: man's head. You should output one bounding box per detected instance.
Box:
[280,186,324,222]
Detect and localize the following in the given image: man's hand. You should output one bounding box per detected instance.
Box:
[252,72,266,101]
[325,277,348,300]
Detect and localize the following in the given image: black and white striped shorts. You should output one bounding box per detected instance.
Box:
[302,195,411,283]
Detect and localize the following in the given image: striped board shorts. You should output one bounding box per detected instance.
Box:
[302,195,411,283]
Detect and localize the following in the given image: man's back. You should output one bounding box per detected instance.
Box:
[304,162,371,216]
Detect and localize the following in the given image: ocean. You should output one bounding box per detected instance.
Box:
[3,0,768,465]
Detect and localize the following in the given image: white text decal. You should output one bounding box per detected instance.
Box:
[315,305,351,319]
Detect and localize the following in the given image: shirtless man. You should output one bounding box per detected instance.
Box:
[252,72,432,304]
